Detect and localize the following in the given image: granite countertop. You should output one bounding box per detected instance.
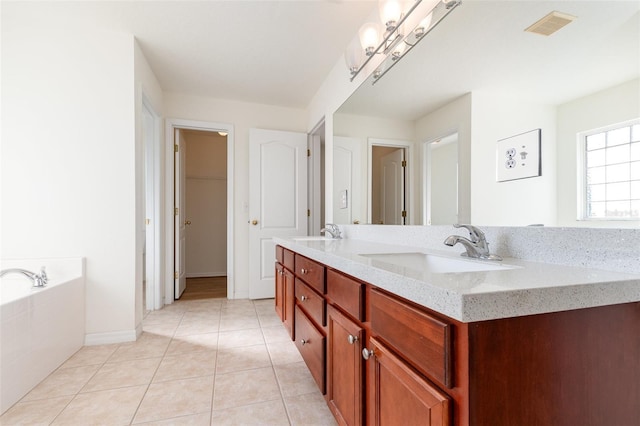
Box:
[274,237,640,323]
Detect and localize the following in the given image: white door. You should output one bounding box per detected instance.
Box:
[174,129,187,299]
[381,148,406,225]
[142,103,156,309]
[249,128,307,299]
[334,136,365,225]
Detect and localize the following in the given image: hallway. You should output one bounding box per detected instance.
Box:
[0,298,336,425]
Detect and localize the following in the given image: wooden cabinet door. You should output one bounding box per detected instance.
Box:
[283,268,295,339]
[275,263,284,321]
[327,305,364,426]
[367,337,451,426]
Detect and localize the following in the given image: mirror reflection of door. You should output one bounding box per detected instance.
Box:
[425,133,458,225]
[372,146,406,225]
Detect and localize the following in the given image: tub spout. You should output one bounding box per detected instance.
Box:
[0,267,48,287]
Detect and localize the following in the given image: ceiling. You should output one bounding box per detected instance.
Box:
[338,0,640,120]
[2,0,377,109]
[4,1,638,117]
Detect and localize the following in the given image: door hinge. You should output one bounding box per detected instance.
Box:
[401,210,407,218]
[174,144,179,153]
[401,160,407,167]
[174,271,178,279]
[175,207,179,216]
[145,218,150,225]
[307,209,311,217]
[307,149,311,157]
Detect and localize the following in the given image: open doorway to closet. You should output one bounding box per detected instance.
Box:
[165,118,234,305]
[178,129,228,300]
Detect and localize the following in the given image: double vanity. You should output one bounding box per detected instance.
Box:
[274,230,640,426]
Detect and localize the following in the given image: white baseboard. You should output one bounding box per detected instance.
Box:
[84,329,138,346]
[186,272,227,278]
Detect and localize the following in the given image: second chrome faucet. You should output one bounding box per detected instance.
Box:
[444,224,502,261]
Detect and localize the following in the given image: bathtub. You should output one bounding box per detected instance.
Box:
[0,257,85,414]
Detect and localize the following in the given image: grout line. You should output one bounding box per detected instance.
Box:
[257,300,294,426]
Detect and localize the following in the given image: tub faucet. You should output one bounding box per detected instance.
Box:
[0,266,48,287]
[444,224,502,261]
[320,223,342,239]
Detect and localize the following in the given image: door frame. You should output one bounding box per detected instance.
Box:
[308,118,325,235]
[367,138,412,224]
[165,118,235,304]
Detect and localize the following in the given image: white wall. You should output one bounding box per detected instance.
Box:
[470,92,557,226]
[164,93,307,298]
[1,16,141,343]
[556,78,640,227]
[184,131,227,277]
[429,140,458,225]
[415,94,472,224]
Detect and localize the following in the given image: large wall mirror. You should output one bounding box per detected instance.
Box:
[332,0,639,227]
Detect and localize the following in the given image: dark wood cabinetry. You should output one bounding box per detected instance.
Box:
[367,337,451,426]
[274,247,295,339]
[276,244,640,426]
[327,305,364,426]
[294,305,326,392]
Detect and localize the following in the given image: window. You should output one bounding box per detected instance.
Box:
[580,119,640,220]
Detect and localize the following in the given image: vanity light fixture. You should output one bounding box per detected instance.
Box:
[346,0,461,83]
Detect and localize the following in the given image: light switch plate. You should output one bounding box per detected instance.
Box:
[340,190,348,209]
[496,129,541,182]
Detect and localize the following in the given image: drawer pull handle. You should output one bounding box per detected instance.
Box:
[300,339,308,345]
[362,348,375,360]
[300,268,308,275]
[347,335,358,345]
[301,295,308,301]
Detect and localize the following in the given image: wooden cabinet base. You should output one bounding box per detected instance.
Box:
[368,337,451,426]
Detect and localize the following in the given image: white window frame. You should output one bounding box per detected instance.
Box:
[577,118,640,221]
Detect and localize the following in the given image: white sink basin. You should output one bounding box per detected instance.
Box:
[359,252,519,274]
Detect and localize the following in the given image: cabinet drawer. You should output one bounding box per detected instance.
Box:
[283,249,295,271]
[295,278,326,327]
[295,255,326,294]
[276,245,284,264]
[295,306,326,393]
[327,269,364,321]
[370,289,453,388]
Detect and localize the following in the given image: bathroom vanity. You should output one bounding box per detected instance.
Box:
[274,237,640,426]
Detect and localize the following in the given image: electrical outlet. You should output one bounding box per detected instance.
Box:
[496,129,541,182]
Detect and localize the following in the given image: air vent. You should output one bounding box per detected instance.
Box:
[525,11,576,36]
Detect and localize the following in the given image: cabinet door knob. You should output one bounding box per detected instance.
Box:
[362,348,375,360]
[300,268,308,275]
[300,339,308,345]
[347,335,358,345]
[251,219,258,225]
[300,295,308,301]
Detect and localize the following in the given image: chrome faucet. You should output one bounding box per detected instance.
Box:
[320,223,342,239]
[444,224,502,261]
[0,266,48,287]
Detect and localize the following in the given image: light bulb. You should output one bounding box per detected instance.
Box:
[379,0,406,31]
[345,38,364,75]
[414,12,433,38]
[359,22,382,56]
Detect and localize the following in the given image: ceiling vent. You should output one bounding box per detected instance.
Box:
[525,11,577,36]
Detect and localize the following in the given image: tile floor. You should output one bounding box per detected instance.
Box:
[0,298,337,425]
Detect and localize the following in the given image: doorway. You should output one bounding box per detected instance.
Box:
[180,129,228,300]
[165,119,234,306]
[368,138,412,225]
